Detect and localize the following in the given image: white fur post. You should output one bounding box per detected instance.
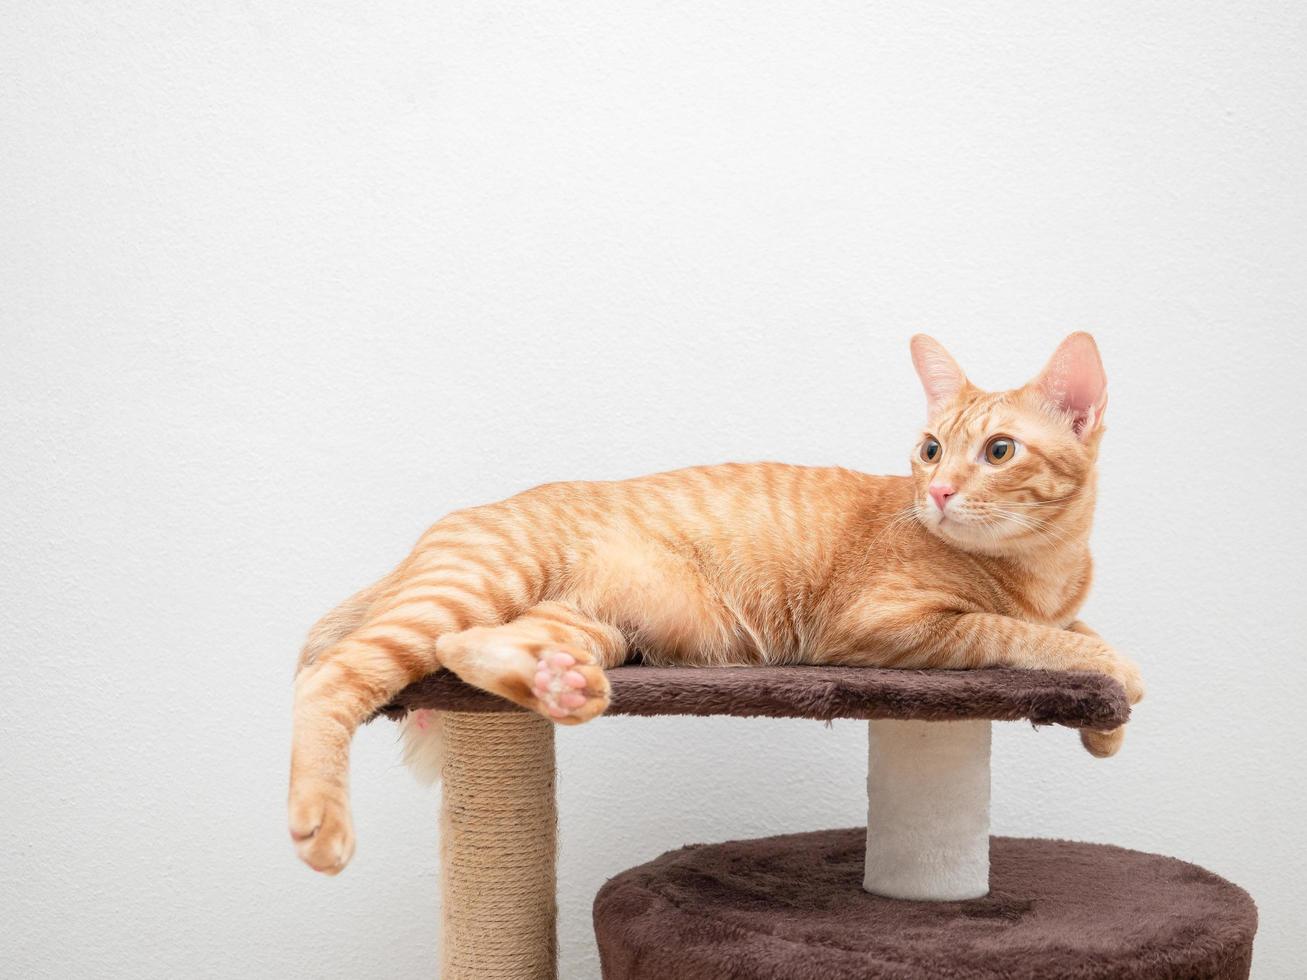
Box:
[863,719,991,901]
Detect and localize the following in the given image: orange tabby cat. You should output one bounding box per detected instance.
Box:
[289,333,1143,874]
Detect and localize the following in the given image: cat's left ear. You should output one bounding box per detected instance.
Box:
[1032,332,1108,441]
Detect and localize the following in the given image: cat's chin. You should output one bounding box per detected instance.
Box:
[921,513,1013,557]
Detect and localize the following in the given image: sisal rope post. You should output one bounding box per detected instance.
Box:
[440,711,558,979]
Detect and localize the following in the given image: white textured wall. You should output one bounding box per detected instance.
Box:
[3,2,1304,977]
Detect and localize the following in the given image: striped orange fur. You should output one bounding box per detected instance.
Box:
[289,333,1142,874]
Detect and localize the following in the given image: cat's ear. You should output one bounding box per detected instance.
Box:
[1032,332,1108,440]
[910,334,968,416]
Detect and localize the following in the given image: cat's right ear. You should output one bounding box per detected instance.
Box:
[910,335,968,417]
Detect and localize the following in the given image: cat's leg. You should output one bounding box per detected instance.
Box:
[947,612,1145,708]
[830,607,1143,757]
[289,585,505,873]
[437,601,628,725]
[845,608,1144,701]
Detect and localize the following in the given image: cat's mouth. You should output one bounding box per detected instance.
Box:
[919,504,961,536]
[918,502,1005,548]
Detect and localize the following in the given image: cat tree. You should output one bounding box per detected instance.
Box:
[382,665,1257,979]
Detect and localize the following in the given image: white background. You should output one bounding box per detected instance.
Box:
[3,2,1305,977]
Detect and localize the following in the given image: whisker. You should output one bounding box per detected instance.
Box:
[983,506,1071,545]
[861,504,920,558]
[1002,489,1084,509]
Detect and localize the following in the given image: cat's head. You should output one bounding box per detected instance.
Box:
[908,333,1107,556]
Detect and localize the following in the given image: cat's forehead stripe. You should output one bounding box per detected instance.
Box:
[935,393,1012,438]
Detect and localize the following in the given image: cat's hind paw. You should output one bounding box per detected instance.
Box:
[532,649,609,724]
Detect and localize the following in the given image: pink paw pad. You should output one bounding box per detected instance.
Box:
[532,651,592,718]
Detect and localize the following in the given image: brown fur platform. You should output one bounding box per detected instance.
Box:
[592,829,1257,980]
[381,664,1129,730]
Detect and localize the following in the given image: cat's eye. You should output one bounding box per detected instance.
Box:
[920,437,941,463]
[984,436,1017,465]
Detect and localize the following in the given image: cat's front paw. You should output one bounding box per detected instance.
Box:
[289,782,355,875]
[1102,652,1145,705]
[531,648,610,725]
[1080,726,1126,758]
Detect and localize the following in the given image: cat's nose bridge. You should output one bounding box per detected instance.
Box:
[928,483,958,511]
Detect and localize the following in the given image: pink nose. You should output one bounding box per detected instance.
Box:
[929,484,957,512]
